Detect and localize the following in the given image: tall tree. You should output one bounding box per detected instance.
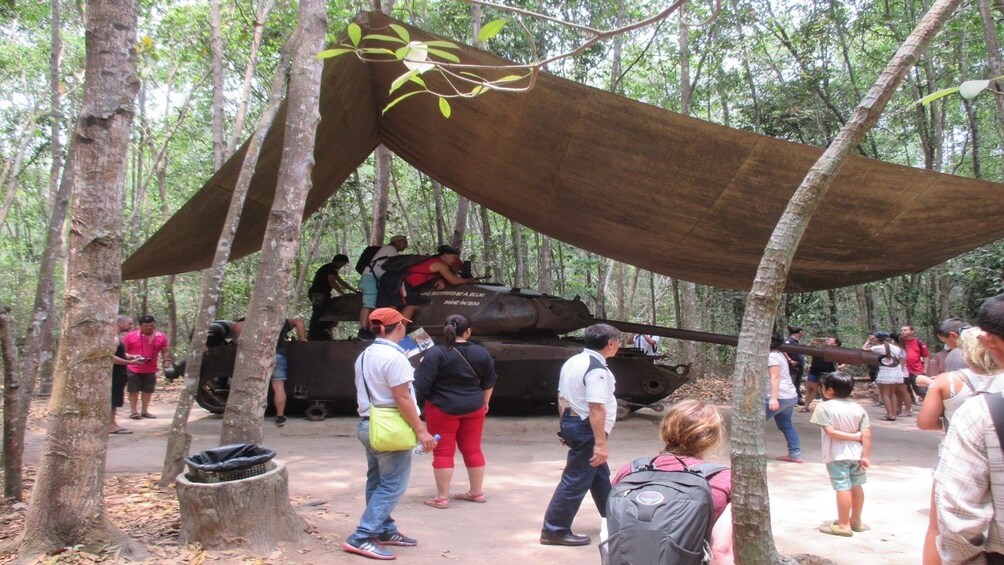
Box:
[15,0,143,555]
[220,0,326,446]
[729,0,964,561]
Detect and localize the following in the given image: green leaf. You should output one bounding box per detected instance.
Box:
[317,48,353,59]
[424,40,459,49]
[470,85,486,96]
[410,75,427,89]
[390,70,422,95]
[477,18,507,43]
[427,48,461,63]
[358,47,396,56]
[439,97,452,118]
[383,90,424,114]
[459,71,483,79]
[366,34,407,45]
[395,46,410,61]
[390,24,411,43]
[347,23,361,47]
[959,80,990,100]
[917,86,959,107]
[495,74,525,84]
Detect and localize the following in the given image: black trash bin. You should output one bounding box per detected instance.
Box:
[184,443,277,483]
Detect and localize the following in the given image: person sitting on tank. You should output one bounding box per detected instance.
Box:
[205,318,244,348]
[359,235,408,339]
[398,246,476,321]
[307,253,356,340]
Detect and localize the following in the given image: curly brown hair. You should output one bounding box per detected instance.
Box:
[659,400,725,458]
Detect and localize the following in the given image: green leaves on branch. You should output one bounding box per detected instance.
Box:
[917,75,1004,106]
[318,19,515,119]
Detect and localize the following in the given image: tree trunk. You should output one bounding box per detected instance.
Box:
[220,0,325,446]
[176,461,307,553]
[730,0,962,561]
[511,221,526,287]
[432,178,445,246]
[226,0,275,158]
[2,301,30,500]
[478,203,495,281]
[16,0,143,555]
[538,235,552,294]
[210,0,226,170]
[160,35,296,487]
[451,195,469,251]
[978,0,1004,135]
[370,146,392,244]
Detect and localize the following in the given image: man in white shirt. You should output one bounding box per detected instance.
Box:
[632,333,660,356]
[343,308,436,560]
[540,323,621,547]
[358,235,408,339]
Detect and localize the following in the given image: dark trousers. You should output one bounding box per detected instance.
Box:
[541,411,611,536]
[307,292,330,340]
[792,366,804,401]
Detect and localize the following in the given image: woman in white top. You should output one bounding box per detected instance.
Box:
[863,332,906,421]
[916,327,1001,565]
[767,336,802,463]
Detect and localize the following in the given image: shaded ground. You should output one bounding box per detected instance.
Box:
[2,377,938,564]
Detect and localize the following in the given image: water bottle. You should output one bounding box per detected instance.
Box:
[414,434,441,455]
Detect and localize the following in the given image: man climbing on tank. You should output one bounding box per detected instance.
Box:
[359,235,408,339]
[308,253,356,340]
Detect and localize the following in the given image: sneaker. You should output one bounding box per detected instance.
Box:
[275,415,287,427]
[342,539,395,560]
[377,531,417,547]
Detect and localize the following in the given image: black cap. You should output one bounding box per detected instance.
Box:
[873,331,889,340]
[437,245,460,255]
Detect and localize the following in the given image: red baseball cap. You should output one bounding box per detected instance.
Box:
[369,308,412,327]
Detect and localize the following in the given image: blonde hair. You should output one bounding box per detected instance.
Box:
[960,326,1000,375]
[659,400,725,458]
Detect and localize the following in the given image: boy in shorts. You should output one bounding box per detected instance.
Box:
[810,371,872,537]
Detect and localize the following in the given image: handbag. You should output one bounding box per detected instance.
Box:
[361,351,417,451]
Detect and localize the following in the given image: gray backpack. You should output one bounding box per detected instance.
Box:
[600,455,727,565]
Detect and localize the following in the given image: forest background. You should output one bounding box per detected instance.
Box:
[2,0,1003,385]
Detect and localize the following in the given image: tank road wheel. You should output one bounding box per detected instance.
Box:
[304,403,328,421]
[616,400,631,421]
[195,374,229,415]
[650,402,666,413]
[640,374,669,397]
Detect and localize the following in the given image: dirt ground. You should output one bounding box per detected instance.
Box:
[5,380,939,564]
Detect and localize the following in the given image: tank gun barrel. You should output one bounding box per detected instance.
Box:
[595,319,897,367]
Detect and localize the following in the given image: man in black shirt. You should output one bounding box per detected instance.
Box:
[308,254,354,340]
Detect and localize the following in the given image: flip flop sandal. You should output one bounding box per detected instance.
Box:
[775,456,804,464]
[819,524,853,537]
[851,523,871,532]
[454,492,487,503]
[881,416,897,421]
[109,428,133,434]
[129,413,142,420]
[424,497,449,509]
[141,413,156,419]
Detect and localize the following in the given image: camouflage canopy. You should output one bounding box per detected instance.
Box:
[122,12,1004,292]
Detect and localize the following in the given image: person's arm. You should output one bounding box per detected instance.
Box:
[710,504,734,565]
[430,261,474,286]
[288,318,307,342]
[587,401,608,467]
[328,272,355,294]
[917,375,950,430]
[482,388,493,413]
[822,425,863,442]
[112,338,141,365]
[859,426,871,470]
[935,403,991,563]
[390,381,436,452]
[159,336,173,369]
[768,364,781,411]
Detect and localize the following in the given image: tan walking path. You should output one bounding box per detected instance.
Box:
[20,395,937,564]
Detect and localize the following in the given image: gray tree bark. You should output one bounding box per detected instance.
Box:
[15,0,143,555]
[730,0,963,561]
[210,0,227,170]
[220,0,326,446]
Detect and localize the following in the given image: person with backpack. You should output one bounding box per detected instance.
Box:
[605,400,732,565]
[358,235,408,339]
[392,246,475,321]
[918,327,1000,565]
[810,371,872,538]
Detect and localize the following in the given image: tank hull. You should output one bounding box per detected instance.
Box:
[194,338,688,418]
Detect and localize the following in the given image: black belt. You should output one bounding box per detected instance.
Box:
[562,408,573,417]
[360,416,369,421]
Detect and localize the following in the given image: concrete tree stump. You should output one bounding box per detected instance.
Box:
[176,460,308,553]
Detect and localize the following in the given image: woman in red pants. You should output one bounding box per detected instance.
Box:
[414,314,497,509]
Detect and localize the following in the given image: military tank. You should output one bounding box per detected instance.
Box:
[193,283,893,420]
